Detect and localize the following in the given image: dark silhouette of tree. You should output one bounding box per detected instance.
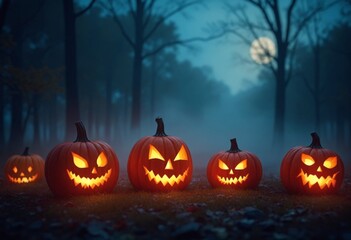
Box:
[323,23,351,148]
[63,0,96,139]
[0,0,11,148]
[0,0,11,31]
[299,14,325,132]
[102,0,224,130]
[222,0,337,147]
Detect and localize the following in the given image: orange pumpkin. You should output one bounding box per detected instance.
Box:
[45,121,119,196]
[207,138,262,188]
[4,147,45,184]
[280,132,344,194]
[128,118,193,191]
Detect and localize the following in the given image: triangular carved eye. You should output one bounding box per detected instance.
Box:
[72,152,89,168]
[323,156,337,169]
[218,159,229,170]
[235,159,247,170]
[149,145,165,161]
[97,152,108,167]
[174,145,188,161]
[301,153,315,166]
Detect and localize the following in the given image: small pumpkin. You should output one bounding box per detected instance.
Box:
[128,118,193,191]
[207,138,262,188]
[45,121,119,196]
[280,132,344,194]
[4,147,45,184]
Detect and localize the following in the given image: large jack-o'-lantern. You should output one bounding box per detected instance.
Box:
[207,138,262,189]
[45,121,119,196]
[4,147,45,184]
[128,118,193,191]
[280,132,344,194]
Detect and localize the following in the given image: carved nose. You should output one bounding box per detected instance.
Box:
[317,166,322,172]
[20,172,25,177]
[229,169,234,175]
[165,160,174,170]
[91,167,97,174]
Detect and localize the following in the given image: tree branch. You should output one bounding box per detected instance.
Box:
[245,0,277,35]
[102,0,135,49]
[301,74,315,95]
[75,0,97,18]
[143,0,156,28]
[142,31,226,59]
[143,0,199,43]
[284,0,297,43]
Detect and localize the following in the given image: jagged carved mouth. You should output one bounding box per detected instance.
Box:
[143,167,190,186]
[297,169,338,189]
[8,174,38,183]
[66,169,112,189]
[217,174,249,185]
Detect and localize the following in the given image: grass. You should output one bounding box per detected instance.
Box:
[1,169,351,239]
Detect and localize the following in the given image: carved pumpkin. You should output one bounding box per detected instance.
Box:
[280,132,344,194]
[207,138,262,188]
[4,147,45,184]
[45,121,119,196]
[128,118,193,191]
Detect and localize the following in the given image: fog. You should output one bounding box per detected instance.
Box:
[0,0,350,175]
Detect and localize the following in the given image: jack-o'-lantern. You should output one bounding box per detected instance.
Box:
[4,147,44,184]
[207,138,262,188]
[280,132,344,194]
[45,121,119,196]
[128,118,193,191]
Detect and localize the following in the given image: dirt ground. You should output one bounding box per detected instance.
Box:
[1,169,351,240]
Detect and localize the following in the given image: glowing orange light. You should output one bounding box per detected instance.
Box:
[143,167,189,186]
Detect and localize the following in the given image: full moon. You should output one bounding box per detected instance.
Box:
[250,37,276,64]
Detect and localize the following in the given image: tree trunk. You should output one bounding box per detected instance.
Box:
[63,0,80,140]
[48,95,58,143]
[313,45,321,132]
[0,0,11,32]
[105,74,112,141]
[150,54,157,117]
[0,82,4,147]
[87,91,95,136]
[131,0,144,130]
[33,94,40,146]
[336,105,344,149]
[273,53,286,148]
[8,89,23,152]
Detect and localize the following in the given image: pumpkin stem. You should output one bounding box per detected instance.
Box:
[227,138,241,153]
[74,121,90,142]
[22,147,30,156]
[309,132,322,148]
[154,117,167,137]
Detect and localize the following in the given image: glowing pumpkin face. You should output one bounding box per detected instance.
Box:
[4,147,44,184]
[128,118,193,191]
[280,132,344,194]
[45,121,119,196]
[66,151,113,189]
[207,139,262,189]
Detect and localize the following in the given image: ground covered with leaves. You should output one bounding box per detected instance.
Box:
[1,170,351,240]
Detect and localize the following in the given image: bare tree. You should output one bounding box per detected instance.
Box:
[102,0,224,130]
[223,0,337,147]
[300,13,326,132]
[0,0,11,148]
[63,0,96,139]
